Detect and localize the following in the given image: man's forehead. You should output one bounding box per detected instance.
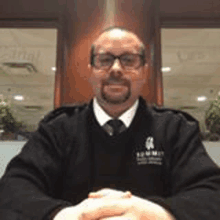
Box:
[94,31,143,53]
[95,44,140,54]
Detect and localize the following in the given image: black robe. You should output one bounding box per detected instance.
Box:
[0,97,220,220]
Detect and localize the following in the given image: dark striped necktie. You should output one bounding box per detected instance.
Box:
[106,119,125,136]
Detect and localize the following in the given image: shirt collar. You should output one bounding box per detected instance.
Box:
[93,97,139,128]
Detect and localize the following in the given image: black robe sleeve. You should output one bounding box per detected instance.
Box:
[148,111,220,220]
[0,114,73,220]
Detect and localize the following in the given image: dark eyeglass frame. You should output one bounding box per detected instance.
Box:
[91,53,146,70]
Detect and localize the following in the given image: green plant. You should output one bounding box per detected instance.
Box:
[209,133,220,141]
[0,99,26,133]
[205,95,220,136]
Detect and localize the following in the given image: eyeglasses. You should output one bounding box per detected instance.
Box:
[92,53,145,70]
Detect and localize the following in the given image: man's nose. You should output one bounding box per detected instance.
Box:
[110,58,123,71]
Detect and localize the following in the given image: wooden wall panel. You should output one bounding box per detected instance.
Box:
[2,0,219,107]
[62,0,159,105]
[0,0,65,19]
[160,0,220,28]
[160,0,215,17]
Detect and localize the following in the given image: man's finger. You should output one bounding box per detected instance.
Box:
[81,199,129,220]
[100,217,132,220]
[88,191,132,199]
[88,192,102,198]
[123,191,132,198]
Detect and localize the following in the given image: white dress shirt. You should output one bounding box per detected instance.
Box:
[93,97,139,129]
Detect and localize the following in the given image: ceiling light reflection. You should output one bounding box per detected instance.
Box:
[197,96,207,102]
[14,95,24,101]
[161,67,171,72]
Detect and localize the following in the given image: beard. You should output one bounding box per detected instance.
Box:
[102,87,131,104]
[101,78,131,104]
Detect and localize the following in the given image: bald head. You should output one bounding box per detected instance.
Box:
[94,27,144,45]
[90,27,146,66]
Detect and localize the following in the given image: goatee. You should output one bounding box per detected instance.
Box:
[102,89,131,104]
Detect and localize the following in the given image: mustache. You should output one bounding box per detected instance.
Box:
[102,77,130,86]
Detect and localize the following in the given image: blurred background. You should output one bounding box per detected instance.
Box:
[1,28,220,139]
[162,29,220,134]
[0,0,220,177]
[0,29,57,139]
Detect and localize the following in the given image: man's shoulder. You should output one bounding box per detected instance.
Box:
[149,104,198,124]
[41,103,89,124]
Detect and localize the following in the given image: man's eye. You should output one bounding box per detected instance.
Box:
[122,56,135,64]
[123,58,133,62]
[100,58,112,62]
[99,58,113,65]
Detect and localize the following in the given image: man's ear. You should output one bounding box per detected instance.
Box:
[144,62,149,75]
[145,62,150,69]
[88,64,92,70]
[88,64,92,84]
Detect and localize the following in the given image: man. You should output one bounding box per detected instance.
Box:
[0,27,220,220]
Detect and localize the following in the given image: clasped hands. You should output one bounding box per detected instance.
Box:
[54,188,175,220]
